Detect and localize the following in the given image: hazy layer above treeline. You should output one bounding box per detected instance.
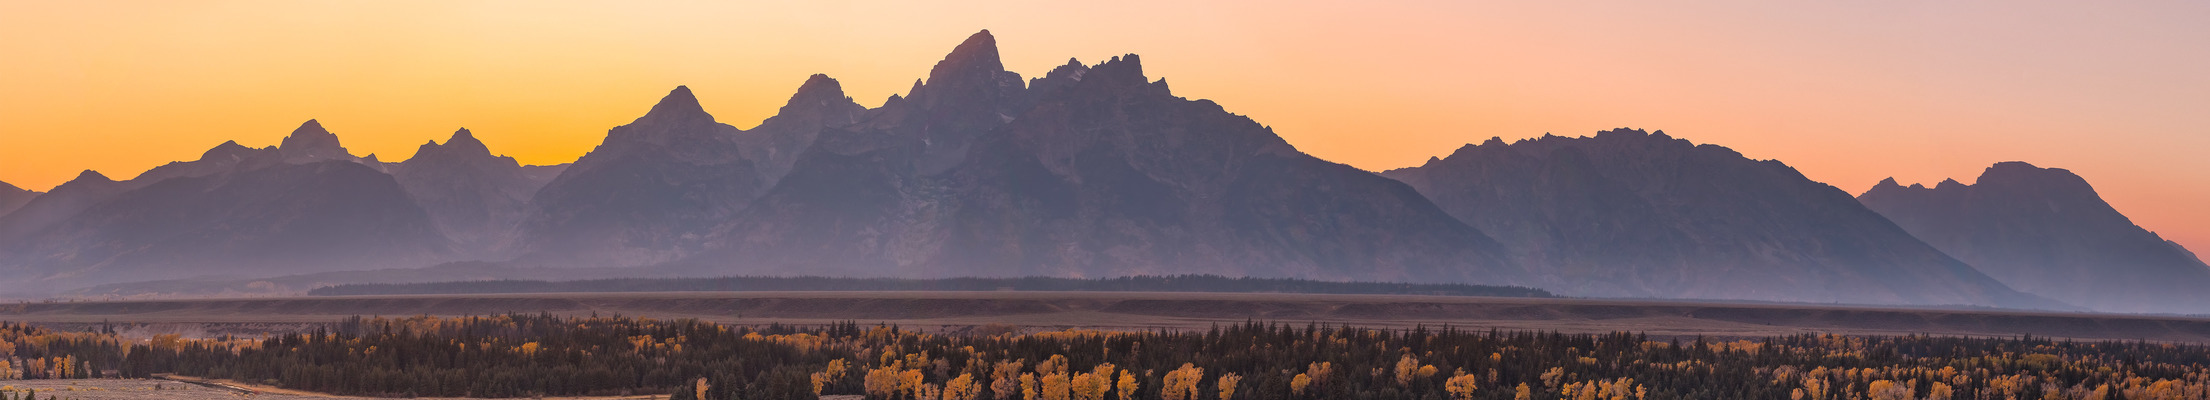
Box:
[305,274,1557,298]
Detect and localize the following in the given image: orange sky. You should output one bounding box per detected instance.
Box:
[4,1,2207,251]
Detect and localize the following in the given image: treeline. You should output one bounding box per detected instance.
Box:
[305,274,1558,298]
[3,315,2208,399]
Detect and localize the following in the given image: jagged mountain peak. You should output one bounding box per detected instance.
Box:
[909,30,1023,109]
[281,119,333,146]
[288,119,329,138]
[785,74,853,110]
[1092,54,1147,84]
[278,119,357,162]
[413,128,496,162]
[448,127,484,146]
[635,86,713,125]
[928,30,1004,84]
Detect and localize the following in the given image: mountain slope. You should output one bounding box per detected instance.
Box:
[0,122,454,288]
[391,128,558,256]
[516,77,863,266]
[702,32,1523,284]
[0,170,130,245]
[0,181,36,220]
[1859,162,2210,314]
[1382,130,2050,308]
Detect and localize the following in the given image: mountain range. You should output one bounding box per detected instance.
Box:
[0,30,2199,312]
[1380,131,2053,307]
[1860,162,2210,314]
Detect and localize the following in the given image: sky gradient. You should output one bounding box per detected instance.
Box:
[4,1,2207,250]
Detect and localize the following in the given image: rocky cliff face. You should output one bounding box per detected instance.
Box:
[1382,130,2052,308]
[693,32,1523,284]
[1860,162,2210,314]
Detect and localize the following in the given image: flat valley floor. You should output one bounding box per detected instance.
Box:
[4,291,2208,342]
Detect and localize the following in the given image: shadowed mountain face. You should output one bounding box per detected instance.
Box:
[0,122,454,288]
[10,30,2176,310]
[1381,130,2050,308]
[0,181,35,220]
[0,170,130,246]
[516,76,864,267]
[391,129,563,257]
[693,32,1523,283]
[1860,162,2210,314]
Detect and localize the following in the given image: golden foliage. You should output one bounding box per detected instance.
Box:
[1216,372,1242,400]
[1116,370,1139,400]
[1444,372,1479,400]
[1162,363,1204,400]
[944,373,981,400]
[811,358,848,395]
[1041,372,1071,400]
[991,359,1026,400]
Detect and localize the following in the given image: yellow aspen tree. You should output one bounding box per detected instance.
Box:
[1022,373,1039,400]
[813,359,849,395]
[1162,363,1204,400]
[902,369,928,399]
[1574,381,1599,400]
[1116,370,1140,400]
[1306,362,1333,386]
[1216,373,1243,400]
[1514,383,1532,400]
[1801,377,1827,400]
[1290,373,1312,395]
[1090,363,1117,398]
[1444,373,1479,400]
[866,363,906,398]
[693,377,710,400]
[1070,372,1106,400]
[945,373,980,400]
[1395,355,1422,386]
[1927,382,1953,400]
[1038,355,1068,375]
[1042,372,1072,400]
[993,360,1027,400]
